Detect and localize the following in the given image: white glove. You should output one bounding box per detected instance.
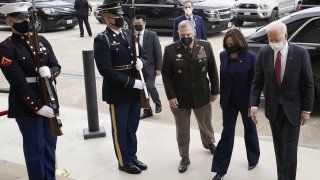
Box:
[133,79,144,90]
[39,66,51,78]
[36,105,54,118]
[135,58,143,71]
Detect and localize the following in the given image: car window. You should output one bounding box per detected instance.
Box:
[250,18,311,44]
[302,0,320,5]
[292,19,320,43]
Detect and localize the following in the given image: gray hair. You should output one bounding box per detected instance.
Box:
[178,20,195,31]
[266,21,287,35]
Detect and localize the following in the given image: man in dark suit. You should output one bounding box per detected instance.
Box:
[162,20,219,173]
[74,0,92,37]
[133,16,162,119]
[172,1,207,42]
[250,21,314,180]
[94,0,147,174]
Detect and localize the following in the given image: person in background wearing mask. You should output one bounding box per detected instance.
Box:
[133,15,163,119]
[93,0,148,175]
[74,0,92,37]
[211,29,260,180]
[250,21,314,180]
[0,2,61,180]
[173,1,207,42]
[162,20,219,173]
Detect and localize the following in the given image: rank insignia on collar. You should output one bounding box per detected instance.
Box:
[177,54,182,58]
[1,56,12,67]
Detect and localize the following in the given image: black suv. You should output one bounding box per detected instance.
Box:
[300,0,320,10]
[245,7,320,109]
[0,0,78,33]
[95,0,233,34]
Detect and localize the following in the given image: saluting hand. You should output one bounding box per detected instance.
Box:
[169,98,179,109]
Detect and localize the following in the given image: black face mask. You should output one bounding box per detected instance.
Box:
[225,44,239,54]
[112,17,124,28]
[13,20,30,34]
[134,24,143,31]
[181,37,193,46]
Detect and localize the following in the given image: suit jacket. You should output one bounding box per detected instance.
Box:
[94,27,146,104]
[74,0,90,16]
[162,39,219,109]
[172,15,207,42]
[141,29,162,76]
[220,50,256,110]
[250,43,314,126]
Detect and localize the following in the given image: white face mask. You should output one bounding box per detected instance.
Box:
[269,41,285,52]
[184,8,193,15]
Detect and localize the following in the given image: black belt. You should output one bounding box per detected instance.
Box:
[112,64,134,70]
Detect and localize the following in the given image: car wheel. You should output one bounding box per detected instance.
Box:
[65,26,76,30]
[267,10,279,23]
[233,18,244,27]
[123,17,132,30]
[36,16,46,33]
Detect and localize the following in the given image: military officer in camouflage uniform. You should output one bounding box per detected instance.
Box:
[94,0,147,175]
[162,20,219,173]
[0,2,61,180]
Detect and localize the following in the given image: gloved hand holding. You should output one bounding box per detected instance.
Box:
[39,66,51,78]
[135,58,143,71]
[36,105,54,118]
[133,79,144,90]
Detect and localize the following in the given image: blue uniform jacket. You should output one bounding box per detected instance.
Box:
[220,50,256,110]
[94,27,147,104]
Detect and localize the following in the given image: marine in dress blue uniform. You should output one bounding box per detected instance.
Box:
[0,2,61,180]
[93,0,148,174]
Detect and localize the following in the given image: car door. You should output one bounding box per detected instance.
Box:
[289,17,320,102]
[278,0,295,14]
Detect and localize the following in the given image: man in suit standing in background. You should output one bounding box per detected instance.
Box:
[74,0,92,37]
[250,21,314,180]
[133,16,163,119]
[172,1,207,42]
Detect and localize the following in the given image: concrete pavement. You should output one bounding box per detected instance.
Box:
[0,98,320,180]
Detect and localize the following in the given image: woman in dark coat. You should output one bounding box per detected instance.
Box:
[211,29,260,180]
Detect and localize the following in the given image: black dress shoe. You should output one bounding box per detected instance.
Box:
[178,158,190,173]
[132,159,147,170]
[248,164,257,170]
[212,173,224,180]
[119,163,141,174]
[140,109,153,119]
[80,34,84,37]
[205,144,216,155]
[155,105,162,113]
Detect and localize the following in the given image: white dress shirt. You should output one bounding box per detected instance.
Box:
[137,29,144,46]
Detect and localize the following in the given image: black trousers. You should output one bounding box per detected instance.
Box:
[270,105,300,180]
[77,15,92,36]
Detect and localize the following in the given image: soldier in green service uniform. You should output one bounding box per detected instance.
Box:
[162,20,219,173]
